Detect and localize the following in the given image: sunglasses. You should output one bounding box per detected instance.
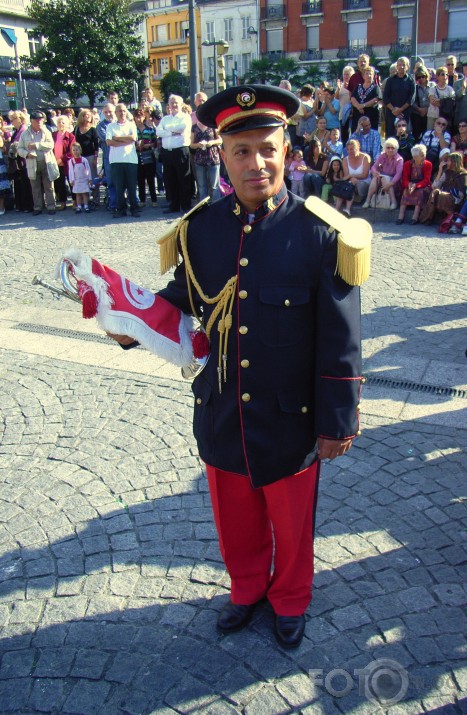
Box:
[436,121,447,127]
[446,63,454,66]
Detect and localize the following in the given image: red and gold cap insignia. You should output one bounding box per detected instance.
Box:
[236,90,256,110]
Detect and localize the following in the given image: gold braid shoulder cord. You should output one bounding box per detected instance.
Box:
[178,220,237,393]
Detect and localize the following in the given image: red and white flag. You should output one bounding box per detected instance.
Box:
[57,249,208,368]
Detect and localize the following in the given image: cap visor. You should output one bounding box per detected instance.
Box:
[221,115,286,135]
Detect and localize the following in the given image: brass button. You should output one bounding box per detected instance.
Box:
[360,377,367,384]
[240,257,249,267]
[239,325,248,335]
[196,398,202,405]
[239,290,248,299]
[356,430,362,437]
[242,393,251,402]
[284,299,291,307]
[301,406,308,414]
[244,224,252,234]
[241,359,250,368]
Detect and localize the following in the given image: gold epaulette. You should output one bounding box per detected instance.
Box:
[156,197,211,275]
[304,196,372,286]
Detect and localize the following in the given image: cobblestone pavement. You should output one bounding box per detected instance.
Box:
[0,205,466,715]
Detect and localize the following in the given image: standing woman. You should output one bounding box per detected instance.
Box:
[73,109,99,197]
[411,67,433,141]
[350,66,382,132]
[7,111,33,213]
[133,109,158,208]
[427,67,455,131]
[0,116,11,215]
[53,115,75,210]
[190,111,222,202]
[335,65,354,144]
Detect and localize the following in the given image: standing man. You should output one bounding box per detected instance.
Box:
[110,85,367,649]
[445,55,461,87]
[156,94,192,214]
[348,53,374,95]
[383,56,416,138]
[96,103,117,211]
[17,110,57,215]
[106,103,140,218]
[144,87,162,114]
[453,62,467,133]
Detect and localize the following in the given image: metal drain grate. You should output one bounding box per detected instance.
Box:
[13,323,467,399]
[365,376,467,399]
[14,323,142,347]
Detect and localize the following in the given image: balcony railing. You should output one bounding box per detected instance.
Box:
[441,38,467,53]
[343,0,371,9]
[391,0,414,5]
[265,50,285,59]
[150,37,187,48]
[260,5,286,21]
[301,0,322,13]
[0,55,16,70]
[299,49,323,61]
[390,40,412,55]
[337,44,372,58]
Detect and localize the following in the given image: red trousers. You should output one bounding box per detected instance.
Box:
[206,461,320,616]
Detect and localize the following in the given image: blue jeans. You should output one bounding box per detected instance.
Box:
[195,163,221,202]
[304,173,324,197]
[103,156,117,210]
[111,162,139,212]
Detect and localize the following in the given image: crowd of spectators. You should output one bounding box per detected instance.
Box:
[1,56,466,230]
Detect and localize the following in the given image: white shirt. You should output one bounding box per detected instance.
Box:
[156,111,192,149]
[106,120,138,164]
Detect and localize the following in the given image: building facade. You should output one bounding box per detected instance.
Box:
[259,0,467,69]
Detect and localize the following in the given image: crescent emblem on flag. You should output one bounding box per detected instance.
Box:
[121,277,156,310]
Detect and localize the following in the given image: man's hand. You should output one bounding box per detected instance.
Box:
[317,437,353,460]
[107,333,135,346]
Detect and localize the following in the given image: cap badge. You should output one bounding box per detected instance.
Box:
[236,90,256,110]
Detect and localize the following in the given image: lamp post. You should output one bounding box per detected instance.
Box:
[188,0,200,103]
[202,38,228,94]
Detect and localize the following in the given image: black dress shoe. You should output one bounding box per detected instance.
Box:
[217,600,257,633]
[409,218,419,225]
[32,210,42,216]
[112,210,127,218]
[274,615,306,649]
[395,218,404,225]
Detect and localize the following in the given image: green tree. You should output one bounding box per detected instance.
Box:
[326,60,348,84]
[269,56,303,87]
[23,0,148,107]
[159,70,190,104]
[244,57,275,85]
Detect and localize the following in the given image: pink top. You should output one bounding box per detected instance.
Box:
[54,132,64,161]
[289,159,307,182]
[371,151,404,184]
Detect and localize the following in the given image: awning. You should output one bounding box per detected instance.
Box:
[0,27,18,45]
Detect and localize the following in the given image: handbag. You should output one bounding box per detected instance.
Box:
[330,180,354,200]
[7,156,22,179]
[47,159,60,182]
[369,189,391,209]
[436,89,455,129]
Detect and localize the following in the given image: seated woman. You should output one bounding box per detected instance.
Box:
[363,137,404,210]
[337,139,371,216]
[450,120,467,169]
[420,151,467,223]
[396,144,432,225]
[304,116,329,149]
[301,138,329,197]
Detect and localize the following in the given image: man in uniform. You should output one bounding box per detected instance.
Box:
[112,85,365,649]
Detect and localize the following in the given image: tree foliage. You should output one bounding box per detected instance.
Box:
[244,56,326,89]
[24,0,148,106]
[159,70,190,104]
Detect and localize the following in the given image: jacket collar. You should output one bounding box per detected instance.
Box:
[230,182,288,224]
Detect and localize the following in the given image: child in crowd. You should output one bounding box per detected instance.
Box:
[68,143,92,213]
[325,128,344,159]
[321,155,345,202]
[288,148,307,197]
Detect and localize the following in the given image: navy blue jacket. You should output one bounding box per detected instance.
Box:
[158,185,362,488]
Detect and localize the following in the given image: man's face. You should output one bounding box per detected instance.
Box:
[220,125,287,212]
[358,55,369,71]
[30,117,44,132]
[396,61,407,77]
[109,93,118,105]
[446,59,456,75]
[169,98,180,114]
[195,93,207,108]
[146,89,154,100]
[360,120,370,134]
[103,105,115,121]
